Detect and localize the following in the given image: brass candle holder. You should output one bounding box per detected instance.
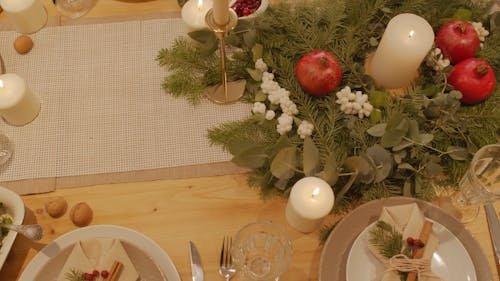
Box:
[205,8,246,104]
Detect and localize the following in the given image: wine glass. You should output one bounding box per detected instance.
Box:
[55,0,97,19]
[439,144,500,223]
[232,221,292,281]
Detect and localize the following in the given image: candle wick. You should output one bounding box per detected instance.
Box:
[408,30,415,38]
[197,0,203,9]
[312,187,320,198]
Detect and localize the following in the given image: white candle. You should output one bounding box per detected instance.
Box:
[213,0,229,26]
[0,0,47,34]
[0,73,41,126]
[370,13,434,89]
[286,177,334,233]
[181,0,213,31]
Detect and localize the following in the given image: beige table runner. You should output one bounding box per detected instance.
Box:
[0,16,250,195]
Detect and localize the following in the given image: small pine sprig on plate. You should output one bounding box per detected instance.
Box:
[65,268,85,281]
[368,220,404,259]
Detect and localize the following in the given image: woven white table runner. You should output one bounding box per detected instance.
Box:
[0,18,251,194]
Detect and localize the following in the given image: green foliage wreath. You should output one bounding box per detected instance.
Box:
[157,0,500,211]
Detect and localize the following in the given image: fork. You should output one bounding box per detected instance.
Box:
[219,236,236,281]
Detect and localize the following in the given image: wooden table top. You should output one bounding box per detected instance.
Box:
[0,1,499,280]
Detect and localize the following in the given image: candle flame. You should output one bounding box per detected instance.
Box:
[312,187,320,198]
[197,0,203,9]
[0,80,3,88]
[408,30,415,38]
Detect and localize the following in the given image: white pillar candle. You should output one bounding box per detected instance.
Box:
[0,73,41,126]
[286,177,334,233]
[181,0,213,31]
[213,0,229,26]
[0,0,47,34]
[370,13,434,89]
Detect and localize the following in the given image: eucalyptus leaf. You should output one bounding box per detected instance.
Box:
[366,144,393,183]
[424,162,443,177]
[414,176,423,194]
[243,29,257,48]
[252,44,264,62]
[381,114,409,148]
[228,139,262,155]
[231,146,268,168]
[366,123,387,137]
[303,137,320,177]
[398,163,417,172]
[319,154,338,186]
[417,133,434,145]
[343,156,375,184]
[403,180,412,197]
[271,146,297,180]
[381,121,408,147]
[246,68,263,81]
[446,146,468,161]
[407,119,419,140]
[392,140,413,152]
[369,37,378,46]
[452,7,472,21]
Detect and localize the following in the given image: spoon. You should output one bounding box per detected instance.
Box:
[0,223,44,240]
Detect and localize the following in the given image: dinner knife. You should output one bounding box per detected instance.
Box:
[484,203,500,275]
[189,241,205,281]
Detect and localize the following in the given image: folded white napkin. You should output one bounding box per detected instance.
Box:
[57,238,139,281]
[368,203,440,281]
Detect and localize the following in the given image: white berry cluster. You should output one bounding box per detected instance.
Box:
[252,58,313,139]
[472,21,489,42]
[426,48,450,71]
[335,86,373,118]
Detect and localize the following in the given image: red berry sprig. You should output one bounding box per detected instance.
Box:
[81,269,110,280]
[231,0,261,17]
[406,237,425,248]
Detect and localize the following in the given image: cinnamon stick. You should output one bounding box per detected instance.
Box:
[406,220,433,281]
[105,261,123,281]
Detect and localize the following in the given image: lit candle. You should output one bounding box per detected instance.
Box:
[286,177,334,233]
[213,0,229,26]
[0,73,41,126]
[181,0,213,31]
[369,13,434,89]
[0,0,47,34]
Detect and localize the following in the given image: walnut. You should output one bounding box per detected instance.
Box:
[44,196,68,218]
[70,202,93,227]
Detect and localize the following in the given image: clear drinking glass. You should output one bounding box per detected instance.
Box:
[232,221,292,281]
[55,0,97,19]
[447,144,500,222]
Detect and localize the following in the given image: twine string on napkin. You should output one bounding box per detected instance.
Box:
[386,254,441,280]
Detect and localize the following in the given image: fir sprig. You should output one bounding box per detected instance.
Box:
[369,220,403,259]
[64,268,85,281]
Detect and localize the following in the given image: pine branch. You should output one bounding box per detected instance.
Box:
[369,220,403,259]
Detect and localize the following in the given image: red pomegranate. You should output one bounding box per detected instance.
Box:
[295,50,342,96]
[435,20,480,64]
[448,57,496,104]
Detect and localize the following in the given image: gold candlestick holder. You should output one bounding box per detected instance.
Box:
[205,9,246,104]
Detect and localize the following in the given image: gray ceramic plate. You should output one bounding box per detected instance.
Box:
[19,225,181,281]
[318,197,493,281]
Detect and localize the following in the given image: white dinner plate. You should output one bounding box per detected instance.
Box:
[346,220,476,281]
[318,197,493,281]
[19,225,181,281]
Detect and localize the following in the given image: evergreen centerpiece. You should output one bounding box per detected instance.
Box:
[157,0,500,212]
